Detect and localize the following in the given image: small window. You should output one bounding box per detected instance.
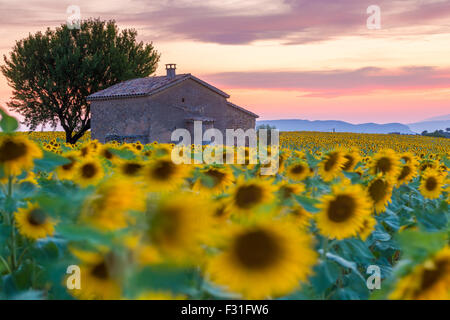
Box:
[182,98,185,103]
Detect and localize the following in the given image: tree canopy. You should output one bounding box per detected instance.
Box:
[1,19,160,143]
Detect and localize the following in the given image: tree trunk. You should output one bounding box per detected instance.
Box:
[65,120,91,144]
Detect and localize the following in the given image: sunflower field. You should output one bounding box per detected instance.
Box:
[0,108,449,300]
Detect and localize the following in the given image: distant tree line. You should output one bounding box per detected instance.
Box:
[256,124,277,145]
[421,128,450,138]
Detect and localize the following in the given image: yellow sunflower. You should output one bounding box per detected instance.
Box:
[389,246,450,300]
[367,177,393,214]
[285,204,313,229]
[400,152,419,166]
[145,193,213,263]
[419,169,444,199]
[419,159,438,173]
[55,152,78,180]
[285,160,311,181]
[192,166,234,194]
[211,197,233,222]
[342,149,361,172]
[235,146,258,166]
[277,181,305,201]
[0,135,42,176]
[257,146,281,175]
[227,177,276,215]
[358,215,377,241]
[317,150,346,182]
[143,157,188,191]
[114,159,144,179]
[134,243,163,266]
[137,291,186,300]
[316,183,372,240]
[277,149,289,172]
[73,157,104,187]
[78,143,92,158]
[70,249,122,300]
[396,163,417,186]
[292,150,306,160]
[99,144,117,161]
[445,185,450,205]
[438,163,448,175]
[368,149,401,181]
[15,202,56,240]
[81,178,146,231]
[154,144,173,157]
[132,141,144,153]
[18,171,38,185]
[206,221,318,299]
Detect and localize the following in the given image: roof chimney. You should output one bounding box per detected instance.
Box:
[166,64,176,78]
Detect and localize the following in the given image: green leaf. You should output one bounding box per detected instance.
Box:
[382,209,401,231]
[56,225,118,247]
[0,274,17,297]
[125,266,195,297]
[324,252,366,283]
[0,107,19,133]
[443,157,450,169]
[395,229,447,262]
[34,150,71,172]
[10,290,45,300]
[109,148,137,160]
[371,226,391,242]
[414,205,448,232]
[32,239,64,261]
[310,260,341,293]
[201,281,241,299]
[11,260,45,291]
[343,172,362,183]
[13,181,38,200]
[341,239,375,263]
[294,195,320,213]
[332,288,362,300]
[0,225,12,255]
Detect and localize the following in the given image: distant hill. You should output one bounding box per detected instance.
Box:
[256,119,415,134]
[407,120,450,133]
[423,114,450,121]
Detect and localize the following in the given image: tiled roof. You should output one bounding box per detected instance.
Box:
[227,102,259,118]
[87,74,230,101]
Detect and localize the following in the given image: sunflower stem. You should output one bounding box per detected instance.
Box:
[16,245,30,268]
[0,255,12,274]
[6,175,17,271]
[322,238,329,259]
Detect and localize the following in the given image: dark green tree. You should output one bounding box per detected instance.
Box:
[1,19,160,143]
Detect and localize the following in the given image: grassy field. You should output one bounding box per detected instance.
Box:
[0,129,449,300]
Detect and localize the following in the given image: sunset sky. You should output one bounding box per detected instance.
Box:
[1,0,450,124]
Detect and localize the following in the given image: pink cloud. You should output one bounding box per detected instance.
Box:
[125,0,450,45]
[2,1,450,45]
[203,66,450,98]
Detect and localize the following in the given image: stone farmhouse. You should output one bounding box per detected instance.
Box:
[87,64,259,144]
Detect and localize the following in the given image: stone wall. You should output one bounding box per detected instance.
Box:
[145,78,231,143]
[90,78,257,144]
[90,96,152,143]
[225,105,256,131]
